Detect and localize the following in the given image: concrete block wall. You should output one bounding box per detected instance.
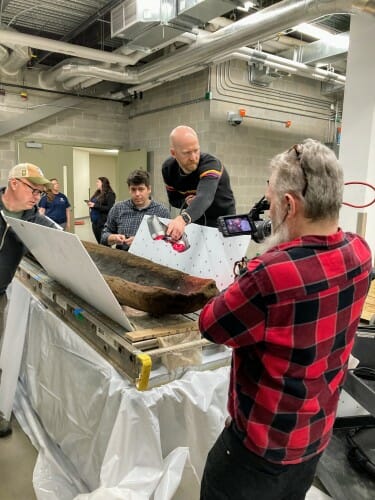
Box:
[125,70,211,206]
[0,88,127,184]
[125,61,337,214]
[0,61,337,217]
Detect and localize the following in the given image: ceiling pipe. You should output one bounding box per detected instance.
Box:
[39,63,140,89]
[3,0,375,95]
[0,30,138,66]
[1,44,30,74]
[74,31,199,91]
[0,45,9,64]
[39,0,373,94]
[79,78,103,90]
[39,31,199,91]
[0,24,30,74]
[216,47,347,85]
[125,0,375,88]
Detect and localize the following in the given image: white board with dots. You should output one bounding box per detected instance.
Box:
[130,216,251,291]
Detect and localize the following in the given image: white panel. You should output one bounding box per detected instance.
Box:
[73,148,90,219]
[130,216,251,291]
[3,216,133,331]
[0,281,30,420]
[339,13,375,252]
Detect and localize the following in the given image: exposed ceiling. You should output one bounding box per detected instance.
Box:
[0,0,371,102]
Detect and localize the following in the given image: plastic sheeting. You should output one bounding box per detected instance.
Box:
[13,285,230,499]
[11,285,332,499]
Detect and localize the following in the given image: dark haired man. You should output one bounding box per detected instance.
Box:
[0,163,59,437]
[199,139,372,500]
[101,169,169,251]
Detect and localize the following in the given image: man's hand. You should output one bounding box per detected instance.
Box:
[124,236,134,247]
[185,195,196,206]
[107,234,133,246]
[166,215,186,241]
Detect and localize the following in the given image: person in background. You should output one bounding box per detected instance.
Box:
[101,169,169,251]
[162,125,235,241]
[39,178,71,230]
[0,163,60,438]
[199,139,372,500]
[87,176,116,244]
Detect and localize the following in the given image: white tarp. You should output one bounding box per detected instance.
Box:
[11,284,332,499]
[12,284,230,499]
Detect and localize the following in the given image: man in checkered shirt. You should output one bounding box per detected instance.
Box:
[199,139,372,500]
[101,169,169,251]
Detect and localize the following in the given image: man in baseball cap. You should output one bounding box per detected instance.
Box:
[8,162,51,185]
[0,162,59,437]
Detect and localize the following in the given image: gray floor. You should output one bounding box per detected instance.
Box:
[0,415,37,500]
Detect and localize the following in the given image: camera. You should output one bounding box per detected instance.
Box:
[217,196,272,243]
[227,112,243,126]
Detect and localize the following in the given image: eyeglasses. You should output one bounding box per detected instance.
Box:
[289,144,308,197]
[17,178,45,197]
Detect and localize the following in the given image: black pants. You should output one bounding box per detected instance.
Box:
[92,223,104,244]
[200,424,321,500]
[0,292,7,349]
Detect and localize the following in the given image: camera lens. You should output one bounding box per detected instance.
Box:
[253,220,272,243]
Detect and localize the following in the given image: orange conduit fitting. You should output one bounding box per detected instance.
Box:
[240,109,291,127]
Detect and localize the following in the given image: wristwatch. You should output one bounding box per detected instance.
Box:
[180,211,191,225]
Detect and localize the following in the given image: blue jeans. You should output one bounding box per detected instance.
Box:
[200,424,321,500]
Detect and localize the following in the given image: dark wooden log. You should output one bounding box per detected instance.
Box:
[82,242,219,315]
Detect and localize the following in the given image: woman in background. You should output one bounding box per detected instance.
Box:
[39,178,71,230]
[87,177,116,243]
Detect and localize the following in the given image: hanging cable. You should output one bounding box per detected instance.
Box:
[343,181,375,208]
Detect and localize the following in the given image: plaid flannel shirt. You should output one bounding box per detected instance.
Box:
[101,199,170,246]
[199,230,372,464]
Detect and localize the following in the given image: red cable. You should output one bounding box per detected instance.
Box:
[343,181,375,208]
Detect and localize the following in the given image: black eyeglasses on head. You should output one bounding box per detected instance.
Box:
[17,178,45,196]
[288,144,308,197]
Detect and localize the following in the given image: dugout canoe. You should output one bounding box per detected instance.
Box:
[82,241,219,315]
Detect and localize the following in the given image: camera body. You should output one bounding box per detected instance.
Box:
[227,112,243,126]
[217,196,271,243]
[218,214,271,242]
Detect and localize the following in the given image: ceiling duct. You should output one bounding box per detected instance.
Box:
[249,64,287,86]
[0,24,30,75]
[123,0,374,93]
[176,0,245,27]
[111,0,185,50]
[2,0,375,96]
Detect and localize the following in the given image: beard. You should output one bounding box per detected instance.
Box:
[262,208,290,252]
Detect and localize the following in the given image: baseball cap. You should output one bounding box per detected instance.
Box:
[8,163,51,185]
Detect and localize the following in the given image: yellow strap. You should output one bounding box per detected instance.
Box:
[136,353,152,391]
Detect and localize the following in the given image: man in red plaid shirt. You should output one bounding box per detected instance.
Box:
[199,139,372,500]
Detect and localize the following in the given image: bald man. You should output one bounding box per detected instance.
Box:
[162,126,235,241]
